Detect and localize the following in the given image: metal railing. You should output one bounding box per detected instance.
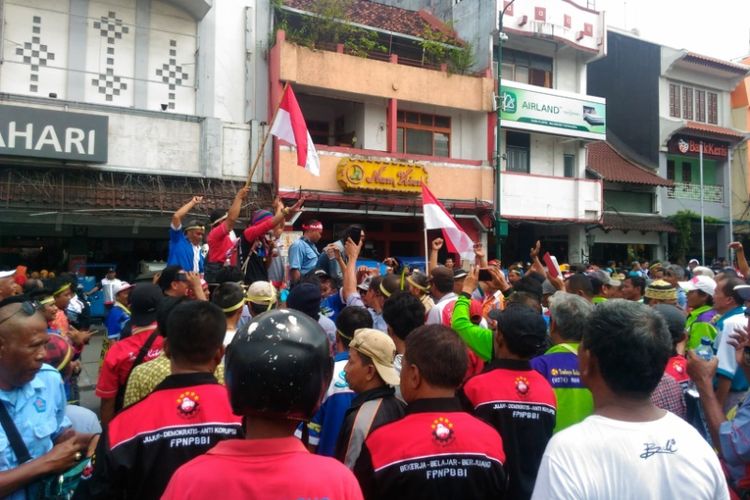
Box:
[666,182,724,203]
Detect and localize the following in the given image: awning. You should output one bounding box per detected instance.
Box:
[683,52,750,76]
[600,213,677,233]
[677,121,746,141]
[586,141,673,186]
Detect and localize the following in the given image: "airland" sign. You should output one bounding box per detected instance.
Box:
[0,105,108,163]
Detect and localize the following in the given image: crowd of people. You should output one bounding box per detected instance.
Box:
[2,187,750,499]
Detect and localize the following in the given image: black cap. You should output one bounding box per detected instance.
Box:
[287,282,322,321]
[157,265,184,292]
[129,284,163,327]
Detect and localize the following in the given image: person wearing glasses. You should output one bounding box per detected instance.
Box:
[0,299,98,499]
[168,196,206,274]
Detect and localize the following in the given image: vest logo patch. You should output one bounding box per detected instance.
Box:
[673,361,684,374]
[33,397,46,413]
[515,376,530,395]
[431,417,455,445]
[176,391,200,418]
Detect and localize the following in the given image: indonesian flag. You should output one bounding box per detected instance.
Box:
[422,183,475,260]
[270,85,320,176]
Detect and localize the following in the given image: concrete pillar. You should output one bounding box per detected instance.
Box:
[568,225,587,265]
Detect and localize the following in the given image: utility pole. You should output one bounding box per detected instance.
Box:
[494,0,515,262]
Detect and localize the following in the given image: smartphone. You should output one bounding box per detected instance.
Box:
[347,226,363,245]
[478,268,493,281]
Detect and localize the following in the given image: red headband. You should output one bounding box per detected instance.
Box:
[303,223,323,231]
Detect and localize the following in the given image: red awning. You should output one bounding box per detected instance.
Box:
[680,121,746,141]
[587,141,673,186]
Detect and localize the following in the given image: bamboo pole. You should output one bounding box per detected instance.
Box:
[245,81,290,187]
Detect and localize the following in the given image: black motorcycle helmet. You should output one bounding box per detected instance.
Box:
[225,309,333,421]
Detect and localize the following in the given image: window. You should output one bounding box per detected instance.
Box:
[669,84,680,117]
[682,162,692,183]
[563,154,575,178]
[682,87,693,120]
[668,83,720,124]
[397,111,451,157]
[667,159,675,180]
[506,131,530,173]
[499,49,553,88]
[308,120,330,145]
[695,90,706,122]
[708,92,718,124]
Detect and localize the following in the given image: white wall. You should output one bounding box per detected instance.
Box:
[502,172,601,220]
[2,0,70,98]
[362,102,387,151]
[222,124,251,179]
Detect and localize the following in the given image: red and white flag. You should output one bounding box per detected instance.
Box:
[421,183,475,260]
[270,85,320,176]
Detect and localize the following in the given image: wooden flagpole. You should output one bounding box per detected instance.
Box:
[245,81,290,187]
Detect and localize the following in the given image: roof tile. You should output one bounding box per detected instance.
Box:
[587,141,673,186]
[602,213,677,233]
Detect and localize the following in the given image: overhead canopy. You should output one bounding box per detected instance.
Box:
[165,0,212,20]
[601,213,677,234]
[587,141,673,186]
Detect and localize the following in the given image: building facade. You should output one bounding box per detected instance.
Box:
[731,55,750,237]
[440,0,608,263]
[271,0,496,261]
[0,0,272,277]
[589,29,749,264]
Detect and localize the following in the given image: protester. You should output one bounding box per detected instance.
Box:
[425,266,456,325]
[84,268,122,306]
[406,271,434,314]
[338,236,388,332]
[564,273,594,302]
[240,197,304,285]
[712,277,748,412]
[162,309,362,499]
[381,291,425,372]
[354,325,507,499]
[303,306,372,456]
[0,269,17,302]
[531,300,727,499]
[103,281,133,341]
[77,301,242,499]
[168,196,205,273]
[644,279,678,306]
[461,303,556,500]
[204,186,249,283]
[336,328,405,468]
[157,266,205,300]
[97,284,163,425]
[530,291,594,432]
[211,282,247,346]
[688,314,750,494]
[679,275,718,349]
[288,219,324,284]
[288,281,337,352]
[620,275,646,303]
[650,304,688,419]
[244,280,278,319]
[0,300,97,499]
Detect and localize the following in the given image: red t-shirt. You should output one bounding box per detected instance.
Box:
[206,222,238,266]
[162,437,363,500]
[95,324,163,399]
[665,354,690,386]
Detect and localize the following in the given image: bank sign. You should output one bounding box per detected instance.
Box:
[500,81,606,140]
[0,105,108,163]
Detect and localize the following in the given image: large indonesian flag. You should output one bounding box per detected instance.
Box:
[270,85,320,176]
[421,183,475,260]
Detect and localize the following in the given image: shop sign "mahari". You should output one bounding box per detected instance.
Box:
[337,159,428,193]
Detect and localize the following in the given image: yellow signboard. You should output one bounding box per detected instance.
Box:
[337,159,428,193]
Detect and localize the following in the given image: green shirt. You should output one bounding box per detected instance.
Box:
[685,305,718,350]
[451,295,493,361]
[530,342,594,433]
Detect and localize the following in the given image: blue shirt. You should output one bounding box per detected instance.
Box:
[720,395,750,485]
[0,365,71,500]
[288,237,320,276]
[104,304,130,340]
[167,226,204,273]
[305,352,355,457]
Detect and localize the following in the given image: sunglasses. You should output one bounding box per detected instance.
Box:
[0,301,41,327]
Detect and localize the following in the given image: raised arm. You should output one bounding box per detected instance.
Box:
[730,242,749,278]
[225,187,250,231]
[172,196,203,229]
[342,236,363,301]
[429,237,443,273]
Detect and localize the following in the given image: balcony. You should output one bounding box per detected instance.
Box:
[501,172,602,221]
[667,182,724,203]
[275,36,494,113]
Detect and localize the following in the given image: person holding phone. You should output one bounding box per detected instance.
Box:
[289,220,324,284]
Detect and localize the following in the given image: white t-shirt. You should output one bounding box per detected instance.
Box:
[101,277,122,304]
[425,292,457,325]
[532,412,728,500]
